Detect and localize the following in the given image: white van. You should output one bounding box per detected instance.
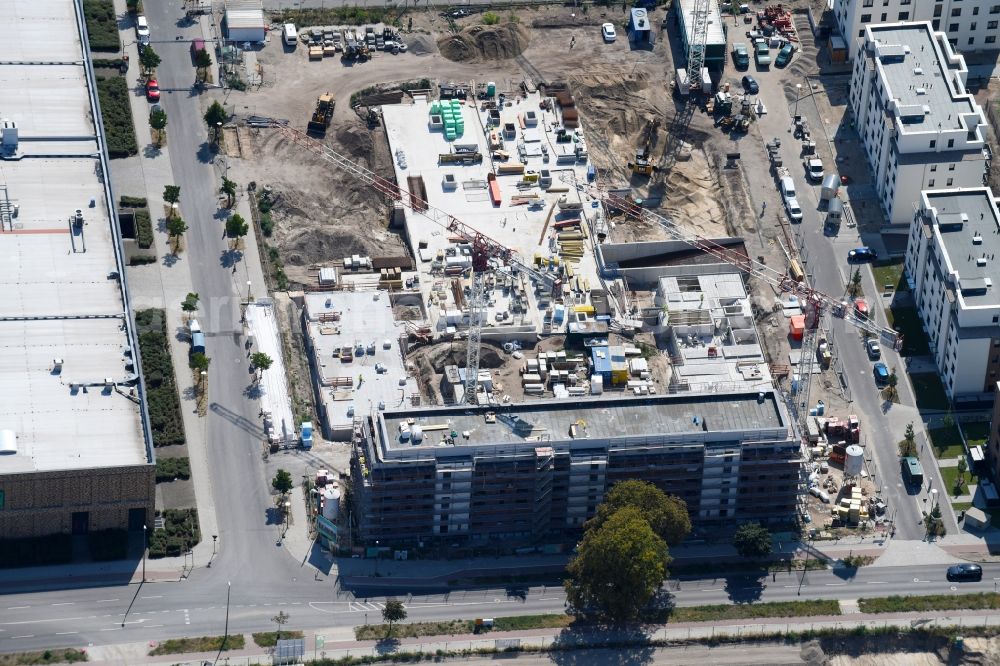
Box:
[136,16,150,45]
[282,23,298,47]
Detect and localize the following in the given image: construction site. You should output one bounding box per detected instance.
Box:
[216,0,909,538]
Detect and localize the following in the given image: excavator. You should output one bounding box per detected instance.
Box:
[306,93,335,137]
[627,120,659,176]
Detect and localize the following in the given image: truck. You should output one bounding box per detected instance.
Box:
[902,456,924,486]
[189,319,205,355]
[804,158,824,183]
[732,43,749,69]
[755,40,771,67]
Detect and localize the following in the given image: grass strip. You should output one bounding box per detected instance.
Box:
[149,634,244,656]
[0,649,87,665]
[251,630,304,647]
[859,592,1000,614]
[669,599,841,623]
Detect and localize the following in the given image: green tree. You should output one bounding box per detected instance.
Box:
[899,421,917,457]
[139,45,161,74]
[848,268,863,298]
[271,610,289,641]
[204,100,227,142]
[925,503,946,538]
[226,213,249,248]
[382,598,407,636]
[165,216,188,253]
[564,506,669,621]
[886,369,899,401]
[272,469,293,495]
[251,352,273,379]
[194,48,213,81]
[221,177,237,208]
[149,107,167,146]
[481,11,500,25]
[957,456,969,491]
[585,480,691,547]
[733,521,773,559]
[190,351,211,373]
[163,185,181,215]
[181,292,199,319]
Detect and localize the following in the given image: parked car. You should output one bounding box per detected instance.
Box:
[755,41,771,67]
[145,78,160,102]
[785,197,803,222]
[947,563,983,582]
[866,338,881,359]
[848,247,877,262]
[804,158,824,182]
[601,23,617,42]
[775,43,795,67]
[136,15,150,45]
[732,43,750,69]
[873,362,889,385]
[741,75,759,94]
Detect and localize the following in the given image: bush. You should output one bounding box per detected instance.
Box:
[133,207,153,249]
[252,630,304,647]
[156,456,191,482]
[149,634,244,655]
[0,534,72,568]
[84,0,121,51]
[482,11,500,25]
[97,77,138,157]
[135,310,186,447]
[119,195,148,208]
[147,509,200,558]
[88,529,128,561]
[93,57,123,69]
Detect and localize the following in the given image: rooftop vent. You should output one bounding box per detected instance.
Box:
[914,67,923,75]
[977,257,988,267]
[0,429,16,455]
[916,87,926,95]
[974,234,984,245]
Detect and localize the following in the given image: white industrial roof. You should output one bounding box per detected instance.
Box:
[226,0,265,29]
[0,0,147,474]
[678,0,726,47]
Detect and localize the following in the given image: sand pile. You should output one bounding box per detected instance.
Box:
[438,23,530,62]
[406,33,437,56]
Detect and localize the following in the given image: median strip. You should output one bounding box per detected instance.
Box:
[859,592,1000,614]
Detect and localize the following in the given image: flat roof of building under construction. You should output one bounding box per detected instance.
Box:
[380,91,603,337]
[0,0,148,474]
[304,290,419,433]
[379,390,788,453]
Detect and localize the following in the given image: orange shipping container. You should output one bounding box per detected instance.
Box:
[487,173,501,206]
[790,314,806,340]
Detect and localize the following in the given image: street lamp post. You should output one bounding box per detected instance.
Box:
[142,524,147,583]
[215,121,222,145]
[213,581,232,666]
[793,83,802,123]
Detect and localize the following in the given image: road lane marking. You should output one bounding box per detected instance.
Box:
[56,631,78,635]
[825,583,847,586]
[1,616,93,626]
[51,602,74,606]
[147,624,164,628]
[12,635,34,639]
[6,606,30,610]
[701,588,724,592]
[866,581,888,585]
[141,595,162,599]
[96,599,119,603]
[100,628,122,632]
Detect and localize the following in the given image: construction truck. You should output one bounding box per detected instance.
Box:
[307,93,334,137]
[627,120,659,176]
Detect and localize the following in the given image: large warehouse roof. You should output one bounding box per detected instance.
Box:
[0,0,150,473]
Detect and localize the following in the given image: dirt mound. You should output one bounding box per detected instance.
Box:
[420,341,506,370]
[407,33,437,56]
[248,119,406,284]
[438,23,529,62]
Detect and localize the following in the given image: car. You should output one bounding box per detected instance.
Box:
[804,158,824,182]
[601,23,617,42]
[775,43,795,67]
[947,564,983,582]
[866,338,881,359]
[149,103,163,116]
[848,247,878,262]
[741,75,759,94]
[145,78,160,102]
[135,15,150,45]
[785,197,803,222]
[873,362,889,385]
[732,42,750,69]
[755,41,771,67]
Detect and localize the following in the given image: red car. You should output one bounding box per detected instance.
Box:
[145,78,160,102]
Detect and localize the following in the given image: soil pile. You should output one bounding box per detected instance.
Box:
[406,33,437,56]
[249,119,406,284]
[438,23,530,62]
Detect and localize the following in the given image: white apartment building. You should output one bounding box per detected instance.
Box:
[906,188,1000,399]
[835,0,1000,61]
[849,23,988,226]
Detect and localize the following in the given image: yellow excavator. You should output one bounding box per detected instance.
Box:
[306,93,335,137]
[627,120,659,176]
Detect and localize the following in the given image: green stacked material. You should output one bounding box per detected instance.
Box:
[440,99,464,140]
[430,101,441,114]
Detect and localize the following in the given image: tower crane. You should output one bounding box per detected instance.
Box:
[684,0,711,91]
[261,121,554,405]
[583,184,898,430]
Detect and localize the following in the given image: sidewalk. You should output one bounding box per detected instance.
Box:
[111,0,219,574]
[85,606,1000,665]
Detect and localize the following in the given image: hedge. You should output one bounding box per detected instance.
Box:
[156,456,191,482]
[83,0,121,52]
[135,309,185,447]
[148,509,200,558]
[120,195,148,208]
[96,77,138,157]
[120,197,153,249]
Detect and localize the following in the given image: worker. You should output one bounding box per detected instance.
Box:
[761,201,767,217]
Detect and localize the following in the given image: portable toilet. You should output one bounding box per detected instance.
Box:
[486,81,496,97]
[826,197,843,229]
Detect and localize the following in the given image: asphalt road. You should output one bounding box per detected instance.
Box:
[2,561,999,652]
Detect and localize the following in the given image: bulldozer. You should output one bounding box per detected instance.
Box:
[627,120,660,176]
[306,93,335,137]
